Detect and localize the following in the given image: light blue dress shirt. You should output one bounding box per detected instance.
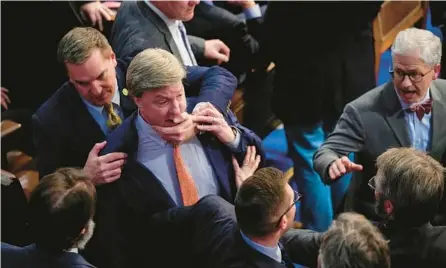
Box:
[82,86,123,135]
[396,89,432,152]
[240,231,282,263]
[135,113,221,206]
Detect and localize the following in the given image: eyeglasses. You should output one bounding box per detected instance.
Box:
[275,190,302,228]
[368,176,377,191]
[389,67,432,83]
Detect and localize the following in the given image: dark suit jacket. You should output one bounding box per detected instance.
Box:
[184,2,262,77]
[215,229,288,268]
[83,87,261,267]
[1,243,95,268]
[110,1,205,65]
[282,223,446,268]
[33,63,236,178]
[260,2,381,126]
[314,80,446,222]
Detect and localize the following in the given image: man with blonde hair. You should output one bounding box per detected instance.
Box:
[33,27,237,186]
[91,48,264,268]
[318,212,390,268]
[283,147,446,268]
[314,28,446,224]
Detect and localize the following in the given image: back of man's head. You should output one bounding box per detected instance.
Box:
[319,212,390,268]
[29,168,96,251]
[57,27,112,64]
[376,147,444,226]
[235,167,291,237]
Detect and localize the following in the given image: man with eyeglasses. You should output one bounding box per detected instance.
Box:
[314,27,446,225]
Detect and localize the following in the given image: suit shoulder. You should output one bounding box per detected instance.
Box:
[347,83,388,112]
[34,82,77,125]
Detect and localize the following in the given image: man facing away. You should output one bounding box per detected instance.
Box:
[1,168,97,268]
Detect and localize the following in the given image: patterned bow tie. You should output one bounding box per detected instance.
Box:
[408,99,433,120]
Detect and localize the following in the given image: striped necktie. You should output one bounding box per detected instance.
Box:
[178,22,197,66]
[104,102,122,130]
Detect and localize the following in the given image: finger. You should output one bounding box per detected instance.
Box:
[89,141,107,156]
[1,87,9,93]
[104,174,121,184]
[328,168,336,180]
[172,112,189,124]
[103,1,122,9]
[99,152,127,163]
[193,115,215,125]
[243,146,252,166]
[100,167,122,179]
[330,163,341,178]
[196,124,220,132]
[103,159,126,171]
[351,163,363,171]
[212,52,229,63]
[194,106,220,117]
[219,42,231,57]
[254,155,261,169]
[249,146,257,164]
[97,13,104,31]
[88,11,97,26]
[336,159,347,174]
[4,94,11,104]
[2,101,8,110]
[99,7,113,21]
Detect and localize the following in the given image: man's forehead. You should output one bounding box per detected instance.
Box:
[153,84,184,97]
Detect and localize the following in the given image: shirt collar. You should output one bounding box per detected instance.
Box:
[145,0,180,29]
[135,111,169,148]
[64,248,79,254]
[395,88,431,110]
[81,81,120,113]
[240,231,282,263]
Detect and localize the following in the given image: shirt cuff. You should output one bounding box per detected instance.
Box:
[243,4,261,19]
[225,127,241,151]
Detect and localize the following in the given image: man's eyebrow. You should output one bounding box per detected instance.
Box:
[74,70,106,84]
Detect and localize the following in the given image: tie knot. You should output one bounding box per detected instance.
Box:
[408,99,433,120]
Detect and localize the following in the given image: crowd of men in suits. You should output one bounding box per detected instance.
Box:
[2,1,446,268]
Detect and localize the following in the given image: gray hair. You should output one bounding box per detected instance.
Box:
[391,28,442,67]
[319,212,390,268]
[126,48,186,98]
[376,147,444,225]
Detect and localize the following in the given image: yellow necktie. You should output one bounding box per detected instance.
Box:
[104,103,122,130]
[173,145,199,206]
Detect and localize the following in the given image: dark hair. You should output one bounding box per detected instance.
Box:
[29,168,96,251]
[235,167,288,236]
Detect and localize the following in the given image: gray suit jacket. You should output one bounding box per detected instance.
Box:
[110,1,205,64]
[314,80,446,222]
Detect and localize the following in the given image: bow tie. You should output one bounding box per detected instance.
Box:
[408,99,433,120]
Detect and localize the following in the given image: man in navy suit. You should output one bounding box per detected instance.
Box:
[87,48,264,268]
[1,168,97,268]
[33,27,237,184]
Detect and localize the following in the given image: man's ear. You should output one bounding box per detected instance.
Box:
[383,199,394,216]
[433,64,441,79]
[133,96,142,108]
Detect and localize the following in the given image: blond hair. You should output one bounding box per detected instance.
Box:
[320,212,390,268]
[57,27,112,64]
[126,48,186,97]
[376,147,444,225]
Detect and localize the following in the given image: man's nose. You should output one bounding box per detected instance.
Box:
[90,81,103,96]
[401,75,413,88]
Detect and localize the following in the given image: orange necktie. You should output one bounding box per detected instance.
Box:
[173,145,199,206]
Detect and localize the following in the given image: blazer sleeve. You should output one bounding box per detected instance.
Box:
[188,35,206,60]
[185,65,237,114]
[32,114,68,178]
[281,229,322,268]
[313,103,366,184]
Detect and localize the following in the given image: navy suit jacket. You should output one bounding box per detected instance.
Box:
[33,62,236,178]
[83,110,265,268]
[1,243,95,268]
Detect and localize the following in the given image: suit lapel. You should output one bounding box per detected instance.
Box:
[382,83,411,147]
[67,86,106,151]
[429,81,446,161]
[137,1,184,64]
[200,135,233,202]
